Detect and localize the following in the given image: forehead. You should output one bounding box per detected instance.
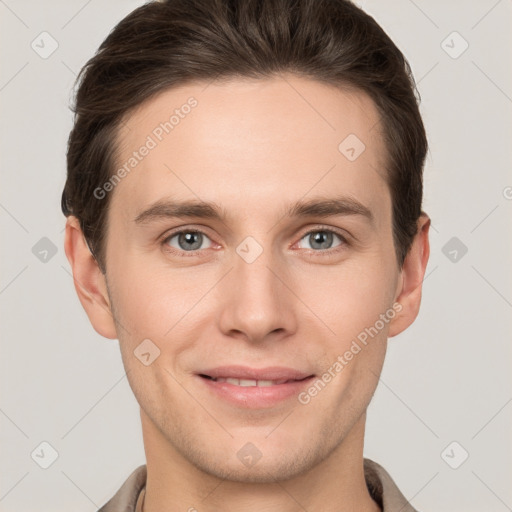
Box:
[109,74,388,223]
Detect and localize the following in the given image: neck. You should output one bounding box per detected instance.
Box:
[140,410,381,512]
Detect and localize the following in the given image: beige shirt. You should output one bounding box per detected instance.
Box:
[97,458,419,512]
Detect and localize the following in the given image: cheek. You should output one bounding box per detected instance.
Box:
[309,265,393,413]
[112,280,172,337]
[108,262,206,413]
[293,255,398,342]
[107,254,217,350]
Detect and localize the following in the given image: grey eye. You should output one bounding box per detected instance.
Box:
[166,231,212,251]
[298,230,343,250]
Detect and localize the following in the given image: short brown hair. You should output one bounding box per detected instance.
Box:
[61,0,428,273]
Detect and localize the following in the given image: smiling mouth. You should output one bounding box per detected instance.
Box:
[198,374,313,387]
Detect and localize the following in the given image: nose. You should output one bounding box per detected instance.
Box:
[217,242,298,345]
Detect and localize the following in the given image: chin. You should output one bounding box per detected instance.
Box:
[197,457,311,484]
[183,437,324,484]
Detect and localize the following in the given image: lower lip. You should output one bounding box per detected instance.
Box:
[196,375,315,409]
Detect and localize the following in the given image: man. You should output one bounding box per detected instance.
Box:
[62,0,430,510]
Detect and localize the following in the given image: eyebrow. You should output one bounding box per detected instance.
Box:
[133,195,374,225]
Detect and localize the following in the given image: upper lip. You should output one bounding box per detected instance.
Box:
[197,365,314,381]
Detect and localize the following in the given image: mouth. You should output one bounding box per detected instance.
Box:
[198,374,312,387]
[195,367,316,409]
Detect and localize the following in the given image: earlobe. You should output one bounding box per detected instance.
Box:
[64,216,118,340]
[388,213,431,338]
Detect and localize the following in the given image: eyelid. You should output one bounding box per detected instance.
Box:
[298,224,349,241]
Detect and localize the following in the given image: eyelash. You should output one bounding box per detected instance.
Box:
[160,225,350,258]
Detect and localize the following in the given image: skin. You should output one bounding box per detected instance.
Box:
[65,73,430,512]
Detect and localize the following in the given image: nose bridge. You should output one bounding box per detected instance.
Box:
[236,242,278,298]
[218,236,295,341]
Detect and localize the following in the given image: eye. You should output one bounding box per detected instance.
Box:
[162,229,213,253]
[160,226,348,258]
[296,228,347,252]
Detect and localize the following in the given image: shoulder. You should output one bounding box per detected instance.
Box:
[364,458,420,512]
[97,465,147,512]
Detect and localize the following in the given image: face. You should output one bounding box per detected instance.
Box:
[68,74,427,483]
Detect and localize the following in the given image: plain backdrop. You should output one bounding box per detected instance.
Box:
[1,1,511,511]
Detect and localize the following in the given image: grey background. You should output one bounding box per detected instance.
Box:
[1,0,511,510]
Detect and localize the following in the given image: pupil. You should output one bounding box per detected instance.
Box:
[179,232,202,250]
[311,231,332,250]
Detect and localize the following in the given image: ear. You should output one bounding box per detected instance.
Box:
[388,213,431,337]
[64,216,117,339]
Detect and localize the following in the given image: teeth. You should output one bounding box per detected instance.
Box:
[212,377,290,386]
[255,380,274,387]
[235,378,256,387]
